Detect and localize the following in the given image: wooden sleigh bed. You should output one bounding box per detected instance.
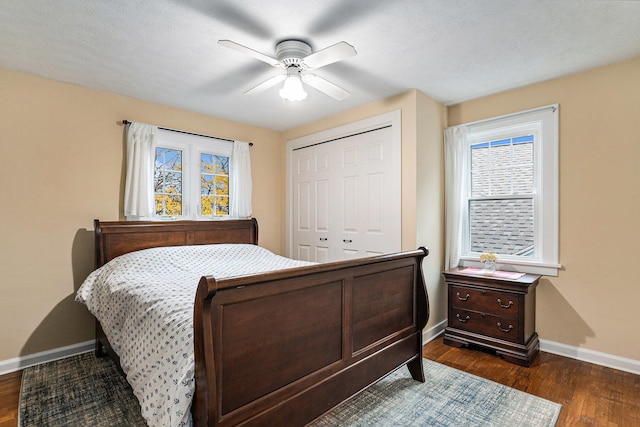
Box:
[91,218,430,426]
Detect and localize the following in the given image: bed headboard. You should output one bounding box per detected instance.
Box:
[94,218,259,267]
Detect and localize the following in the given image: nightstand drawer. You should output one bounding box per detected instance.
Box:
[449,285,520,319]
[449,308,521,343]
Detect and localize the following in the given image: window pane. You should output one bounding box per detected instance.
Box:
[470,142,491,197]
[154,147,183,216]
[167,172,182,194]
[201,175,213,195]
[471,142,489,170]
[201,153,214,173]
[490,139,511,165]
[471,135,533,197]
[491,167,512,195]
[201,195,214,216]
[165,195,182,216]
[471,170,489,196]
[215,196,229,215]
[469,198,534,256]
[215,176,229,194]
[513,138,533,164]
[512,165,534,193]
[200,153,229,216]
[156,148,182,171]
[201,153,229,175]
[154,194,163,215]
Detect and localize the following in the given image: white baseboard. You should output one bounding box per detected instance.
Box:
[540,339,640,376]
[422,319,447,344]
[422,319,639,375]
[0,340,94,376]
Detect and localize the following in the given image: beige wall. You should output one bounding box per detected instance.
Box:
[6,56,636,364]
[283,90,448,331]
[416,91,448,327]
[448,58,640,360]
[0,68,284,361]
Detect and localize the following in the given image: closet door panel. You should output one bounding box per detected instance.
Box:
[315,179,329,232]
[365,172,384,233]
[341,175,359,233]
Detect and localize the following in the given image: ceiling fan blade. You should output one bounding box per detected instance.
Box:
[218,40,281,67]
[243,74,286,95]
[302,41,357,70]
[301,74,350,100]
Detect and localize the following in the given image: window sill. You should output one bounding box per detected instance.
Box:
[459,258,561,277]
[126,216,251,222]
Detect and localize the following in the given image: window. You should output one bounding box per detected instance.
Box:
[153,129,233,219]
[468,135,534,256]
[154,147,184,216]
[124,122,252,220]
[446,105,559,276]
[200,153,230,216]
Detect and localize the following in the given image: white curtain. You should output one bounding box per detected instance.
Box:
[230,141,252,218]
[124,122,157,219]
[444,125,468,269]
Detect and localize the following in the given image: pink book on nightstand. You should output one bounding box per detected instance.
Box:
[458,267,525,280]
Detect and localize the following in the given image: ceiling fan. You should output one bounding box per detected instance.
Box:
[218,39,357,101]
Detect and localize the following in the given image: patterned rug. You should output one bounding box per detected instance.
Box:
[19,352,561,426]
[309,360,562,427]
[19,352,146,426]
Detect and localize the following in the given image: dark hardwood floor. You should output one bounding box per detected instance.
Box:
[0,371,20,427]
[1,338,638,426]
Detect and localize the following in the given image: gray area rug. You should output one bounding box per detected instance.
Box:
[19,352,146,426]
[20,352,561,426]
[310,360,561,427]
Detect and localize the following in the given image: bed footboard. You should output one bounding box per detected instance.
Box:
[193,248,429,426]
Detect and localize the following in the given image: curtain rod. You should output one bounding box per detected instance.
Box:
[453,104,558,131]
[122,120,253,146]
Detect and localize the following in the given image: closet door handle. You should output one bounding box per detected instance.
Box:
[319,237,328,241]
[343,239,352,243]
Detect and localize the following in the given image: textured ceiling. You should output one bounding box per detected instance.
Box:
[2,0,639,131]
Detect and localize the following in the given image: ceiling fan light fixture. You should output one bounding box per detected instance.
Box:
[219,39,356,101]
[279,67,307,102]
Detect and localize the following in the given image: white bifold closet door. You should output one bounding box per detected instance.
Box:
[292,125,400,262]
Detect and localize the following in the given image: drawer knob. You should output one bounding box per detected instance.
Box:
[456,314,471,323]
[497,298,514,309]
[497,322,513,333]
[456,292,470,301]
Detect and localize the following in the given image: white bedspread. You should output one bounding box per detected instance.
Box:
[76,244,314,427]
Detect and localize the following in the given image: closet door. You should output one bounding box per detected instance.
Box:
[336,126,398,259]
[292,125,400,262]
[291,142,336,263]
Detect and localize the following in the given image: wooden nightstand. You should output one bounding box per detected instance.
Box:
[443,267,541,366]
